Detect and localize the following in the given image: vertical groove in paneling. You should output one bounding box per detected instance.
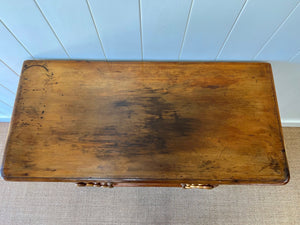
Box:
[0,84,15,95]
[0,0,68,59]
[0,59,20,77]
[217,0,299,60]
[253,2,300,60]
[0,100,13,108]
[254,2,300,61]
[0,20,34,58]
[88,0,141,60]
[138,0,144,60]
[142,0,192,60]
[0,60,20,93]
[289,50,300,62]
[181,0,246,60]
[178,0,194,60]
[0,21,33,73]
[36,0,105,59]
[86,0,107,60]
[0,85,15,106]
[215,0,249,60]
[33,0,70,58]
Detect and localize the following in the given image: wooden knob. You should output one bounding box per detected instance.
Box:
[107,182,113,188]
[86,182,94,187]
[77,182,86,187]
[181,183,217,189]
[76,182,114,188]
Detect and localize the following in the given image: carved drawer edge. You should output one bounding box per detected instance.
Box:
[181,183,218,189]
[76,182,218,189]
[77,182,113,188]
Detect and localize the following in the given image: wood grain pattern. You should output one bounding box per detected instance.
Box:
[1,61,289,186]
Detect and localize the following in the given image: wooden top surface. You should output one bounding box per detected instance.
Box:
[1,61,289,184]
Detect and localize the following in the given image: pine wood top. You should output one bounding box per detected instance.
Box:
[1,61,289,185]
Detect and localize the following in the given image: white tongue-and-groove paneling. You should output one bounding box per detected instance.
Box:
[180,0,246,60]
[291,52,300,63]
[255,3,300,61]
[35,0,105,59]
[0,0,68,59]
[141,0,192,60]
[88,0,142,60]
[0,61,19,93]
[0,85,15,108]
[0,21,32,73]
[217,0,299,60]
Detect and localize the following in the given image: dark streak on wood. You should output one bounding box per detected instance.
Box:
[204,85,220,89]
[23,64,49,72]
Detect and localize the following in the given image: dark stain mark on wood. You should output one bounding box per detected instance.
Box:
[57,136,66,141]
[23,64,49,72]
[20,122,30,127]
[142,96,172,117]
[21,158,36,170]
[21,106,39,119]
[259,157,281,174]
[204,85,219,89]
[139,93,196,152]
[197,160,219,171]
[144,111,195,137]
[269,158,281,174]
[45,168,56,172]
[107,87,198,156]
[102,126,118,134]
[23,164,34,169]
[45,72,54,80]
[114,100,132,107]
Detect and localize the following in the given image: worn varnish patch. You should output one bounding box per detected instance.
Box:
[1,61,289,185]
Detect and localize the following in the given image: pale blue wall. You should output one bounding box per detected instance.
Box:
[0,0,299,123]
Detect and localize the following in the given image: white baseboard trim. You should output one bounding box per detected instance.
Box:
[281,121,300,127]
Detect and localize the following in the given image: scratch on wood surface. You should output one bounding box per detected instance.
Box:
[23,64,49,73]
